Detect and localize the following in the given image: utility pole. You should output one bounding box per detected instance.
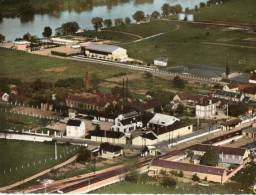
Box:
[226,103,229,118]
[55,141,58,160]
[197,117,200,130]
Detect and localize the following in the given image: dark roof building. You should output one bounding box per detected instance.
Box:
[100,142,123,153]
[90,130,125,139]
[67,119,82,127]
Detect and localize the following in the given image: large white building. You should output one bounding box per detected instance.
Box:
[112,111,143,135]
[80,42,128,62]
[66,119,86,138]
[196,99,217,119]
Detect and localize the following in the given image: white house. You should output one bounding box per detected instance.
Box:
[147,113,179,127]
[99,142,124,159]
[154,58,168,67]
[66,119,86,138]
[111,111,143,135]
[196,99,217,119]
[51,37,78,45]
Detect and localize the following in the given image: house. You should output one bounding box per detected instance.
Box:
[196,98,217,119]
[80,42,128,62]
[13,40,30,51]
[66,119,86,138]
[99,142,123,159]
[223,83,256,101]
[220,118,241,131]
[141,146,159,157]
[212,90,245,102]
[111,111,143,135]
[154,58,168,67]
[243,127,256,139]
[172,92,198,106]
[66,92,119,112]
[90,130,126,145]
[132,114,193,146]
[190,144,249,166]
[51,37,79,45]
[249,74,256,84]
[0,92,9,102]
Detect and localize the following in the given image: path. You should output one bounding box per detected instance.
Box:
[202,41,256,49]
[120,32,166,45]
[102,30,143,39]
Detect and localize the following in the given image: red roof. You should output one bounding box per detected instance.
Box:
[152,159,226,176]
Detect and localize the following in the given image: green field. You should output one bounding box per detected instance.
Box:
[83,19,256,71]
[193,0,256,24]
[0,49,131,82]
[0,140,78,187]
[0,111,50,131]
[94,180,241,194]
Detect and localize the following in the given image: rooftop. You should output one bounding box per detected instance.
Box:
[81,42,124,53]
[100,142,123,153]
[90,130,125,139]
[67,119,81,127]
[191,144,247,156]
[148,113,180,127]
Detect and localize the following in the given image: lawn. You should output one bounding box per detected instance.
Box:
[0,140,79,187]
[0,48,132,82]
[93,180,241,194]
[193,0,256,24]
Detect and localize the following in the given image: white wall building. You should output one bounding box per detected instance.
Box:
[112,111,143,135]
[147,113,179,127]
[196,99,217,119]
[66,119,86,138]
[1,93,10,102]
[154,58,168,67]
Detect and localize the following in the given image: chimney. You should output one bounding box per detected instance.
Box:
[84,72,89,92]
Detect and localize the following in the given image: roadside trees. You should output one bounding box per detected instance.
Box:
[162,3,171,16]
[133,10,145,23]
[125,17,131,25]
[42,26,52,38]
[103,19,112,28]
[91,17,103,31]
[77,148,91,163]
[60,22,80,35]
[151,11,160,20]
[161,176,177,188]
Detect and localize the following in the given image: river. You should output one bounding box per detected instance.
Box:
[0,0,208,41]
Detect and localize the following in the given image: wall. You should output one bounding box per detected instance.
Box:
[0,132,52,142]
[91,136,126,145]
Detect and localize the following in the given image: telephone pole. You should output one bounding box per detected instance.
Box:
[55,141,58,160]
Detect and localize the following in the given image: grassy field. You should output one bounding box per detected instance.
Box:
[0,140,79,187]
[0,49,132,82]
[193,0,256,24]
[0,109,50,131]
[94,180,241,194]
[84,20,256,71]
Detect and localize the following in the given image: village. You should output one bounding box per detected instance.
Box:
[0,0,256,193]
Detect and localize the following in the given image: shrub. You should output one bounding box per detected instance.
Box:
[161,176,177,188]
[192,174,200,182]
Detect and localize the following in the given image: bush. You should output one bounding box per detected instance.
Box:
[77,148,91,163]
[161,176,177,188]
[192,174,200,182]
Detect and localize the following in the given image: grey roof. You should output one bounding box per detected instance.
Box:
[83,42,123,53]
[67,119,81,127]
[123,111,138,119]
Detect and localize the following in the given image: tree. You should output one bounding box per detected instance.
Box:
[114,18,124,26]
[42,26,52,38]
[200,146,219,166]
[61,22,79,35]
[151,11,160,20]
[103,19,112,28]
[172,76,185,88]
[77,148,91,163]
[0,34,5,43]
[192,174,200,182]
[161,176,177,188]
[125,17,131,25]
[91,17,103,31]
[176,104,184,115]
[133,10,145,22]
[162,3,170,16]
[23,32,32,41]
[228,103,248,117]
[200,2,206,8]
[95,124,100,131]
